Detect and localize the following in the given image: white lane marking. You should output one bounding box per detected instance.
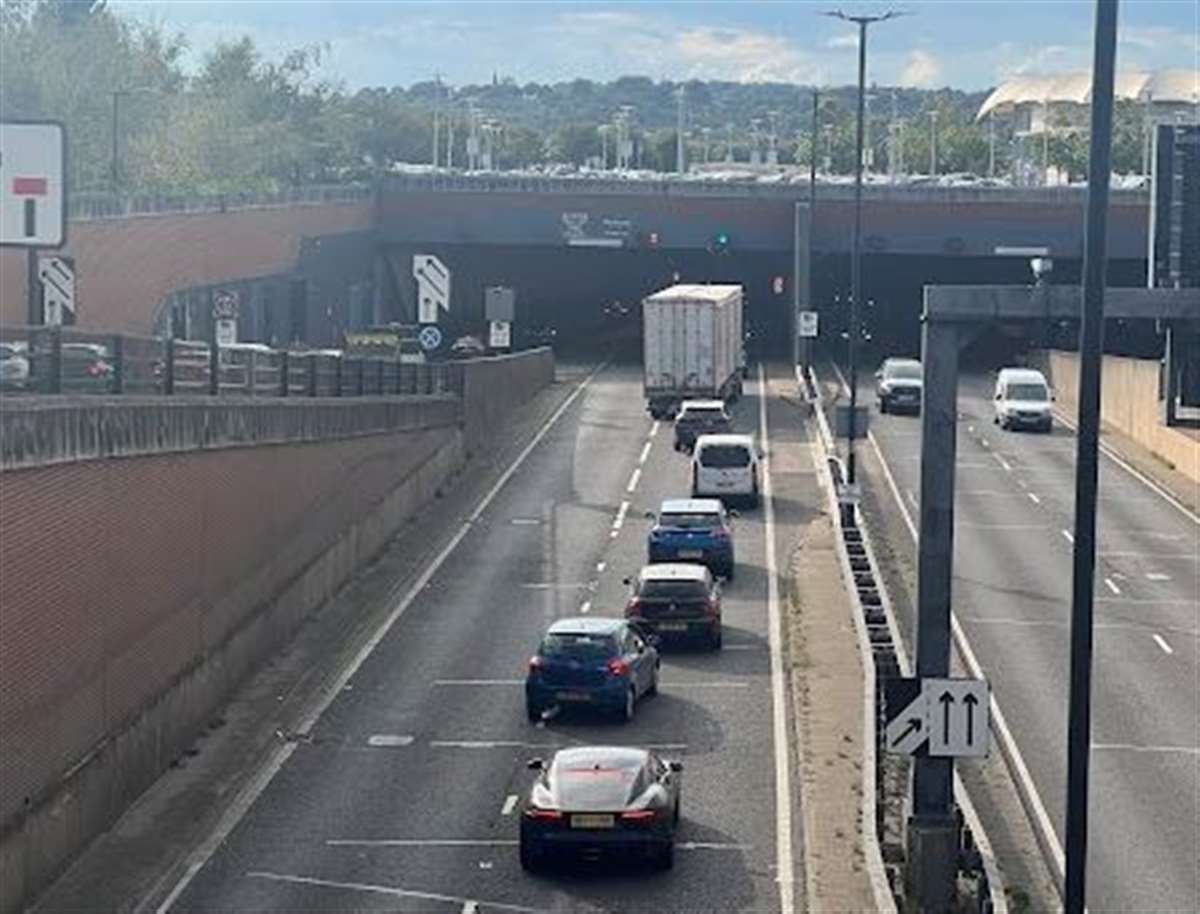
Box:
[510,518,541,526]
[520,582,590,590]
[627,467,642,493]
[905,488,918,509]
[434,679,523,686]
[996,455,1013,472]
[863,412,1068,886]
[1152,634,1175,655]
[678,841,752,851]
[1062,529,1075,544]
[1028,492,1042,505]
[959,522,1049,531]
[1016,477,1028,489]
[1104,577,1121,595]
[1053,409,1200,526]
[1146,572,1173,581]
[501,794,519,815]
[649,420,660,438]
[326,837,743,850]
[758,364,796,914]
[596,561,606,573]
[366,735,414,747]
[579,600,592,614]
[639,440,652,464]
[667,681,749,688]
[722,644,764,651]
[429,740,688,750]
[1100,552,1196,561]
[151,366,607,914]
[462,901,479,914]
[246,871,541,914]
[1090,743,1198,756]
[611,499,630,536]
[980,438,990,448]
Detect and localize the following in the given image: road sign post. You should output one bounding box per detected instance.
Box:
[413,254,451,324]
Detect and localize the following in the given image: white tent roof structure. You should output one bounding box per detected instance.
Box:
[977,69,1199,120]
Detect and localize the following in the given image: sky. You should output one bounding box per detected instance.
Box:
[115,1,1199,92]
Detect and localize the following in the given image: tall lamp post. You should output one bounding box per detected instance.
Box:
[821,8,905,511]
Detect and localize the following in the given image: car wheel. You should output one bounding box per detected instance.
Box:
[723,562,735,582]
[656,840,675,871]
[620,686,636,722]
[709,625,723,651]
[526,702,542,723]
[879,398,888,414]
[646,662,659,696]
[519,836,543,873]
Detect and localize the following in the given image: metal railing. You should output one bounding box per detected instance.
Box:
[0,326,460,400]
[68,184,375,222]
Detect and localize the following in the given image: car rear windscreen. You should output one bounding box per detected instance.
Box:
[639,579,708,599]
[681,408,724,422]
[699,444,751,468]
[660,512,720,529]
[886,363,922,380]
[540,633,617,660]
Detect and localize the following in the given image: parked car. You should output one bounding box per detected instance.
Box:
[994,367,1054,432]
[673,399,732,451]
[61,343,114,390]
[625,562,723,649]
[448,334,487,360]
[525,617,660,723]
[645,498,735,579]
[691,434,760,507]
[0,342,30,391]
[875,357,923,414]
[519,746,682,872]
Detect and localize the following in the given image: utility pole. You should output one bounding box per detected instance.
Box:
[676,85,686,174]
[821,8,905,507]
[431,74,444,168]
[929,109,939,176]
[1065,2,1119,911]
[726,123,735,163]
[988,110,997,178]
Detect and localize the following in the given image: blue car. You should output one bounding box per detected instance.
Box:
[646,498,736,580]
[526,618,660,723]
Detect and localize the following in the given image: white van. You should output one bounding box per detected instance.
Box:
[691,434,760,507]
[993,368,1053,432]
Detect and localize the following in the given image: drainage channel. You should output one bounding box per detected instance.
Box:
[803,364,1005,914]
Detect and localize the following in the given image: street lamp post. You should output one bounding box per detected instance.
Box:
[929,109,939,176]
[822,8,904,509]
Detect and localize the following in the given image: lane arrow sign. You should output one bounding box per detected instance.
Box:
[963,692,979,746]
[892,717,922,749]
[939,690,955,745]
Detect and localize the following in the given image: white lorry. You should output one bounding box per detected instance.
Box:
[642,284,745,419]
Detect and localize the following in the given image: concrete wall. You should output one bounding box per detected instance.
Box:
[0,350,553,913]
[1039,349,1199,484]
[0,199,373,334]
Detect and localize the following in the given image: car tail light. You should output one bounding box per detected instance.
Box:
[87,362,106,377]
[711,527,729,540]
[625,598,642,617]
[528,655,544,673]
[525,807,563,821]
[705,596,720,617]
[620,809,659,823]
[607,658,630,678]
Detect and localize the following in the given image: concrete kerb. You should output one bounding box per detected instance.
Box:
[804,364,1011,914]
[800,366,896,914]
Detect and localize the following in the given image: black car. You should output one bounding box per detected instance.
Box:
[519,746,683,872]
[673,399,732,451]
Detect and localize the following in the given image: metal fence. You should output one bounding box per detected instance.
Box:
[0,326,461,399]
[68,184,375,222]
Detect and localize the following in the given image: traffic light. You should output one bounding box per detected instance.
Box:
[707,231,731,255]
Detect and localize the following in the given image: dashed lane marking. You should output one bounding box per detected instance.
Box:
[1104,577,1121,595]
[579,600,592,614]
[639,441,652,464]
[1152,634,1175,655]
[366,735,414,747]
[627,467,642,492]
[1062,529,1075,544]
[1028,492,1041,505]
[649,420,660,438]
[245,871,542,914]
[501,795,518,815]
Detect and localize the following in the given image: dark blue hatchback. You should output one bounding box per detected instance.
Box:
[525,618,660,723]
[646,498,736,580]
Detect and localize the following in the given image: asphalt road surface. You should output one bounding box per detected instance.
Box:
[161,363,810,914]
[855,366,1198,913]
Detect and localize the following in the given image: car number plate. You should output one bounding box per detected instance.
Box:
[556,690,591,702]
[678,549,703,559]
[571,814,615,829]
[658,622,688,632]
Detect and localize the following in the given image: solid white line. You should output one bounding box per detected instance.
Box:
[579,600,592,614]
[462,901,479,914]
[1146,572,1173,581]
[366,735,414,747]
[639,440,652,464]
[1152,634,1175,655]
[1053,408,1200,527]
[758,364,795,914]
[1062,529,1075,544]
[152,363,606,914]
[246,871,541,914]
[649,420,660,438]
[1104,577,1121,595]
[861,396,1067,888]
[1090,742,1198,755]
[627,467,642,493]
[501,794,518,816]
[1028,492,1042,505]
[1102,552,1195,561]
[434,679,523,686]
[667,681,749,688]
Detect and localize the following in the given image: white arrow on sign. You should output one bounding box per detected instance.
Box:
[38,255,74,325]
[924,677,990,758]
[885,692,928,755]
[412,254,451,324]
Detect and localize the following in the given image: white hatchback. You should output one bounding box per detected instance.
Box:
[691,434,760,507]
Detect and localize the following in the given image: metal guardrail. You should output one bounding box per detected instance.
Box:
[67,184,374,222]
[0,326,460,399]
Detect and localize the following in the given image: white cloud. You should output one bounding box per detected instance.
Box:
[899,50,941,88]
[827,32,859,49]
[674,27,820,83]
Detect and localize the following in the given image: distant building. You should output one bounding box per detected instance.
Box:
[977,69,1198,182]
